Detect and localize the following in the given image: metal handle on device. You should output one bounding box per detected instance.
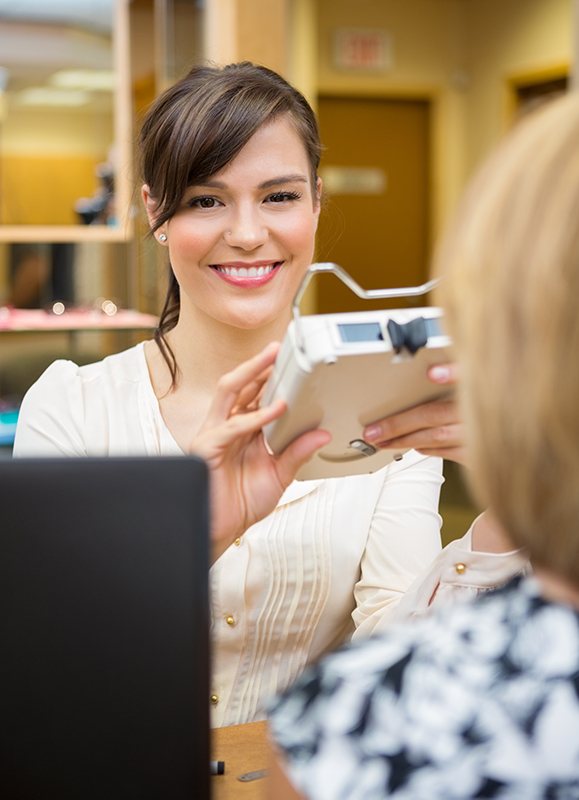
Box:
[292,262,440,352]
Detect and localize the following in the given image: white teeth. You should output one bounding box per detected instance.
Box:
[215,264,276,277]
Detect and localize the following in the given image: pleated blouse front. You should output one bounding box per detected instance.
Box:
[14,343,444,726]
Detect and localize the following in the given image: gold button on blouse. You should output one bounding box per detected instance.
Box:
[210,694,219,705]
[455,562,466,574]
[226,615,235,626]
[234,538,241,546]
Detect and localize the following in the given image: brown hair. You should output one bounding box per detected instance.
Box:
[435,92,579,586]
[138,62,322,384]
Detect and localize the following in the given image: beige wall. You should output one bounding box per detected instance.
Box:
[317,0,469,235]
[464,0,572,174]
[318,0,466,91]
[203,0,290,75]
[288,0,318,107]
[317,0,573,234]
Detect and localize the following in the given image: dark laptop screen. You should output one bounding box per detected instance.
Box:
[0,456,210,799]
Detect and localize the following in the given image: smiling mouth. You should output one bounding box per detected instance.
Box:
[212,262,281,277]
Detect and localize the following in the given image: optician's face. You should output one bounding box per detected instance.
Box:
[144,116,321,332]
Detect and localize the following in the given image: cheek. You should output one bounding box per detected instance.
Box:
[278,211,317,257]
[166,226,218,276]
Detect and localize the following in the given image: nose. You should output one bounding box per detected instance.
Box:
[226,205,268,250]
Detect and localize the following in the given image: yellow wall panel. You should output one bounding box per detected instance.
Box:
[1,156,99,225]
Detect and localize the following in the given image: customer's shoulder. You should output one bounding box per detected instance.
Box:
[321,577,538,677]
[272,579,548,736]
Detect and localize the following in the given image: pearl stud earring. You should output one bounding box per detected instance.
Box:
[159,233,167,242]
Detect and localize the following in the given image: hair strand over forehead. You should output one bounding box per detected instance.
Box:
[139,62,321,232]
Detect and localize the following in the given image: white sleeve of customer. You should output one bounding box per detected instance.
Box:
[351,453,444,639]
[370,517,531,631]
[13,361,87,457]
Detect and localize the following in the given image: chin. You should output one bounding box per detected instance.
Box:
[221,309,288,332]
[230,318,279,332]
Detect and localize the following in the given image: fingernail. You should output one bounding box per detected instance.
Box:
[364,424,382,442]
[429,365,451,383]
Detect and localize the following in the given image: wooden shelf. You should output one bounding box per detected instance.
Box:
[0,224,134,244]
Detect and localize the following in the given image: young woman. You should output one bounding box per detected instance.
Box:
[268,91,579,799]
[14,63,445,726]
[13,63,521,726]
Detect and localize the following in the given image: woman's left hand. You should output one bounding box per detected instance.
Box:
[189,342,331,563]
[363,363,466,464]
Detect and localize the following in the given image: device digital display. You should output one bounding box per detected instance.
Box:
[424,318,442,337]
[338,322,384,343]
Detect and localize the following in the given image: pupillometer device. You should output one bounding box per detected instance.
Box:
[261,263,453,480]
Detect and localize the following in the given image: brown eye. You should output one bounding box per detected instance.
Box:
[187,195,221,209]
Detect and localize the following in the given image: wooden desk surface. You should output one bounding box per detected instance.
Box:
[211,720,269,800]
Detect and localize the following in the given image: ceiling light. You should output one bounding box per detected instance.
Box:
[16,87,90,106]
[49,69,115,91]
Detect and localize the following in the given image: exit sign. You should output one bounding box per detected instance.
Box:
[333,28,393,72]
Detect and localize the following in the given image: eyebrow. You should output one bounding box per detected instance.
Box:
[192,174,309,191]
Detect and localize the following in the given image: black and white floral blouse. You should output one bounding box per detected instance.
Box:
[269,576,579,799]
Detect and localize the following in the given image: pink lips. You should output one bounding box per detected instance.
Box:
[211,261,282,288]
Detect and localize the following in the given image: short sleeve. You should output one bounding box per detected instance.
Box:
[13,360,88,457]
[378,519,531,627]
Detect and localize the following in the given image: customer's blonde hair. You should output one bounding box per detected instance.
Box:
[436,92,579,586]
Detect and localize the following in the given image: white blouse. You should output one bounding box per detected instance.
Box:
[380,518,531,629]
[14,343,445,726]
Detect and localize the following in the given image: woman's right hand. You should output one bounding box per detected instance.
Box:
[188,342,331,563]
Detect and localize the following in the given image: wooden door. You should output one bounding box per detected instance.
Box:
[315,96,431,313]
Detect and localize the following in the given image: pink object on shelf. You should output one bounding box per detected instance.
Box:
[0,307,158,332]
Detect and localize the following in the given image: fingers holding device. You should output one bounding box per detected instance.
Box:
[363,362,466,465]
[189,342,331,561]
